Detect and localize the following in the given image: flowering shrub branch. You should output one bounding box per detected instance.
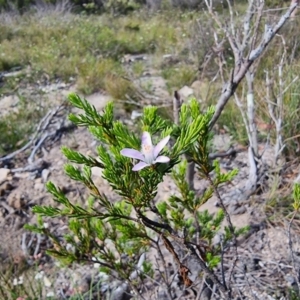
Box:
[26,93,248,299]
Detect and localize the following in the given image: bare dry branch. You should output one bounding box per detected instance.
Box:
[208,1,298,130]
[0,103,67,163]
[246,71,258,156]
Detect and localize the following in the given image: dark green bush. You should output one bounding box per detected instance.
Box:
[0,0,292,14]
[0,0,144,13]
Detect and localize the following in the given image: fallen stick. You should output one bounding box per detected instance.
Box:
[0,104,67,163]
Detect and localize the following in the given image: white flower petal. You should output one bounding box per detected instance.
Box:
[141,132,154,164]
[132,161,150,171]
[121,148,145,161]
[141,132,153,147]
[154,155,170,164]
[153,135,170,158]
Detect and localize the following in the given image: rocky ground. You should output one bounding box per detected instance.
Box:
[0,61,300,299]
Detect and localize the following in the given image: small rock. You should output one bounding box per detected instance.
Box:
[227,204,246,215]
[13,172,28,179]
[84,92,111,112]
[190,80,202,89]
[110,282,130,300]
[212,233,222,245]
[0,168,10,185]
[0,95,19,117]
[43,275,52,287]
[122,54,147,63]
[190,80,204,98]
[131,110,143,120]
[34,182,45,192]
[178,86,194,102]
[41,169,50,183]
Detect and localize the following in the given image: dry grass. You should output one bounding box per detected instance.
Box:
[0,9,200,94]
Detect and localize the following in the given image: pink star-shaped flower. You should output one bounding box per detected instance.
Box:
[121,132,170,171]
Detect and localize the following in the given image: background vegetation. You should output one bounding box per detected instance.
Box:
[1,0,300,298]
[1,0,299,156]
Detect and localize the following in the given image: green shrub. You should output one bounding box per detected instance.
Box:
[26,94,248,299]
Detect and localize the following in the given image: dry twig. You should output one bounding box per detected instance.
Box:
[0,103,69,164]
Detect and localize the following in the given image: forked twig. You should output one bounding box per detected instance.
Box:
[207,1,298,130]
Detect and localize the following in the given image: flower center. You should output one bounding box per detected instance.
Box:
[143,144,151,153]
[142,144,154,164]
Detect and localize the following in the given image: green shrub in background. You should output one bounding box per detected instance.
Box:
[0,0,292,14]
[0,0,143,12]
[104,0,141,13]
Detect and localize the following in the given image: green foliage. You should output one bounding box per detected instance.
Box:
[264,0,291,7]
[2,2,298,297]
[170,160,214,211]
[166,157,248,269]
[288,287,300,300]
[216,99,248,145]
[0,0,249,13]
[282,71,300,158]
[0,11,193,96]
[27,93,249,294]
[161,64,196,92]
[0,258,44,300]
[0,0,33,11]
[293,183,300,211]
[105,0,141,14]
